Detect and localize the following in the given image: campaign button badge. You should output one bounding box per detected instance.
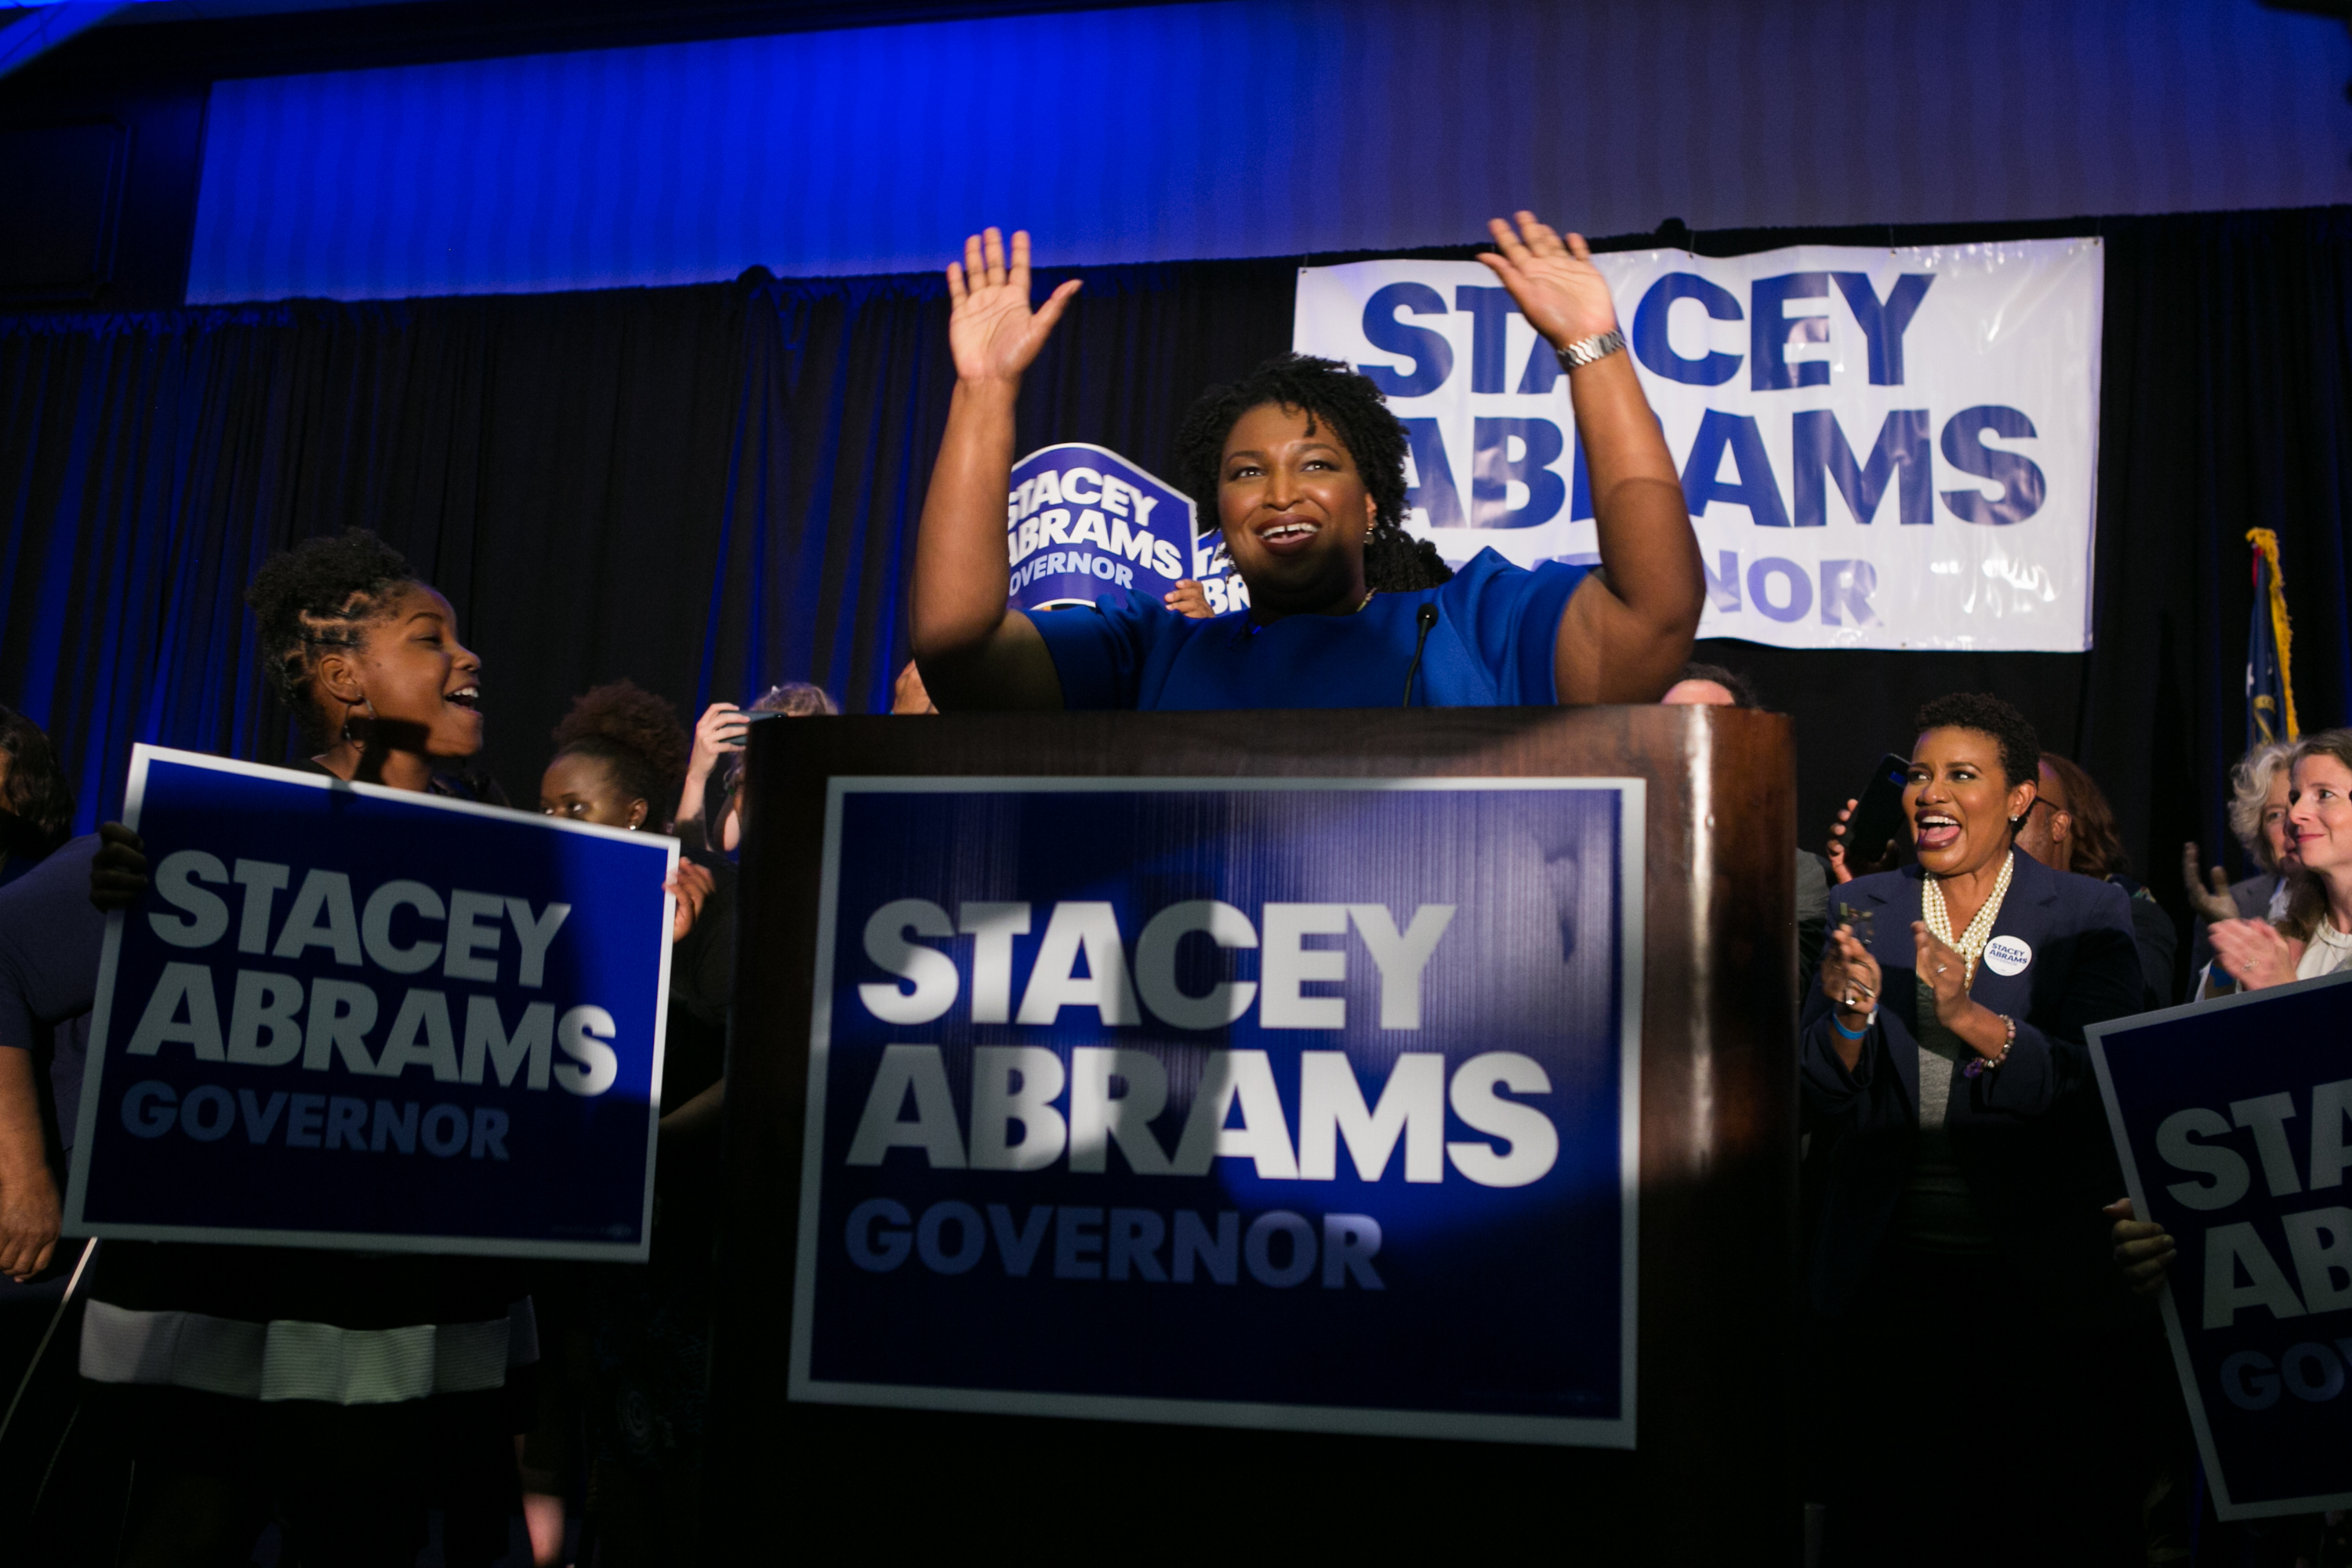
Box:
[1983,935,2032,976]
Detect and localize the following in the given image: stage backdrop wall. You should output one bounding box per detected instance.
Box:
[179,0,2351,301]
[5,206,2349,997]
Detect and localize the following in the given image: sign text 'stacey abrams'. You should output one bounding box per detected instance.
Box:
[64,748,676,1261]
[2092,971,2352,1520]
[791,778,1642,1446]
[1005,444,1196,613]
[1294,240,2103,652]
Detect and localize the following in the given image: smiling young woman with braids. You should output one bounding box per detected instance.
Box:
[909,216,1704,713]
[78,530,535,1568]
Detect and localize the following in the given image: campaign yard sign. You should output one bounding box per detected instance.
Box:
[1294,239,2103,652]
[1006,443,1196,612]
[791,777,1642,1445]
[2090,972,2352,1519]
[64,746,675,1261]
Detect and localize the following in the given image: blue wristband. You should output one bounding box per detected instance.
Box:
[1830,1011,1871,1040]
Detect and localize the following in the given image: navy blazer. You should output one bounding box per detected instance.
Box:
[1799,851,2144,1325]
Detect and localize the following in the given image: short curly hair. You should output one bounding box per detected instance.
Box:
[2226,740,2295,868]
[0,705,74,850]
[551,681,690,826]
[245,528,420,748]
[1913,692,2040,791]
[1173,354,1446,590]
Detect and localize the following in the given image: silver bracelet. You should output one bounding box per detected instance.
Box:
[1554,328,1626,372]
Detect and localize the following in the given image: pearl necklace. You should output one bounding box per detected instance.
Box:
[1921,851,2015,983]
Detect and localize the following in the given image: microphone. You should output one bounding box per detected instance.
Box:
[1401,603,1438,706]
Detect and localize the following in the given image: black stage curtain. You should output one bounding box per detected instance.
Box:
[5,208,2348,983]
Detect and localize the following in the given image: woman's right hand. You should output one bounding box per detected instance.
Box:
[1818,923,1882,1030]
[2209,917,2302,991]
[1826,797,1901,885]
[687,703,749,789]
[2181,841,2239,924]
[90,822,148,913]
[2103,1197,2174,1296]
[946,228,1081,387]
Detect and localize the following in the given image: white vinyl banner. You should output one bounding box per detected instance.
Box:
[1294,240,2103,651]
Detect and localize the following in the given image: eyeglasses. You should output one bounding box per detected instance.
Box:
[2026,797,2071,818]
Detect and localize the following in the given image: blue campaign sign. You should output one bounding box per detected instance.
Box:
[790,778,1643,1445]
[63,746,675,1261]
[2091,972,2352,1519]
[1006,443,1196,612]
[1189,529,1252,615]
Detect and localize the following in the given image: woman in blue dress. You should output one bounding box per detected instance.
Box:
[910,215,1705,712]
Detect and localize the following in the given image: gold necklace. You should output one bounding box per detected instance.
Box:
[1922,851,2015,982]
[1352,589,1377,613]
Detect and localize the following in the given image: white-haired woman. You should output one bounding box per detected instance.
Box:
[2182,739,2298,983]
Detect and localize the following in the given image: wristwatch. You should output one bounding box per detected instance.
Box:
[1554,328,1626,372]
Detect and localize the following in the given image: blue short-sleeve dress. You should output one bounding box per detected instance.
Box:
[1027,547,1589,710]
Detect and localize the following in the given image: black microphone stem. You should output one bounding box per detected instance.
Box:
[1401,603,1438,706]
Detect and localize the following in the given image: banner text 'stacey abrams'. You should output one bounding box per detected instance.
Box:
[1294,240,2103,652]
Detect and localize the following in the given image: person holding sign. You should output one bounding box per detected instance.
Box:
[2109,728,2352,1293]
[1802,693,2149,1566]
[81,531,535,1568]
[910,218,1703,711]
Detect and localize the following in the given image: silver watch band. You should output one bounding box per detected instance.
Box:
[1554,328,1627,372]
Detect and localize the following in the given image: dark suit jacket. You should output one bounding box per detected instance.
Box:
[1801,852,2144,1326]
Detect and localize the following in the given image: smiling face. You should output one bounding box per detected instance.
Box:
[2288,753,2352,879]
[539,750,645,829]
[1215,402,1377,615]
[2263,766,2301,876]
[314,585,484,760]
[1905,726,2035,879]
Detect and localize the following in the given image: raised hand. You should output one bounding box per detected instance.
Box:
[1474,211,1619,350]
[946,228,1082,387]
[2181,841,2238,924]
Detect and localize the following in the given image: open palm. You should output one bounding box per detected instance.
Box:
[1475,211,1619,350]
[947,227,1081,386]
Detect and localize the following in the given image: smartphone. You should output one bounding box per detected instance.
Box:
[1843,752,1912,869]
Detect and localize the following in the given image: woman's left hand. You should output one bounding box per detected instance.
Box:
[1163,579,1211,619]
[668,859,716,943]
[1913,921,1973,1021]
[1475,212,1618,349]
[2209,917,2301,991]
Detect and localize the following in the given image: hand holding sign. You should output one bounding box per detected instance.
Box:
[90,822,148,913]
[1163,579,1210,619]
[1474,211,1618,350]
[2103,1196,2174,1297]
[946,228,1081,388]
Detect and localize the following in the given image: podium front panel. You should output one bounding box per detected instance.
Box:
[710,706,1795,1562]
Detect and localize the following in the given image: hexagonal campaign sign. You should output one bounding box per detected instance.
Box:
[1005,445,1196,612]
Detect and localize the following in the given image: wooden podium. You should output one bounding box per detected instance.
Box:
[706,705,1798,1561]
